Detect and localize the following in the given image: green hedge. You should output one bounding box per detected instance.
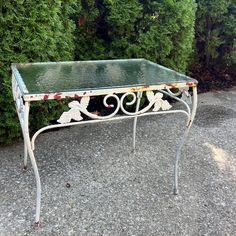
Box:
[195,0,236,70]
[0,0,196,145]
[74,0,197,72]
[0,0,78,144]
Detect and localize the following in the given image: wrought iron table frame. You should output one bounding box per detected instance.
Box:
[11,61,197,225]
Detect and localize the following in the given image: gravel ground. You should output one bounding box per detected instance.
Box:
[0,88,236,236]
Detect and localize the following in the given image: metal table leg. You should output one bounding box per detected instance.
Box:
[133,91,143,151]
[23,102,42,225]
[173,86,198,194]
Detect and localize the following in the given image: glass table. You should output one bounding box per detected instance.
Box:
[11,59,198,226]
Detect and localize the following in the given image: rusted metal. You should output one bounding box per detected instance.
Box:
[43,95,49,100]
[22,82,198,102]
[166,83,178,88]
[53,92,62,99]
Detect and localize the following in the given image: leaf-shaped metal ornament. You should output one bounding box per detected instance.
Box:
[80,96,90,109]
[155,92,163,99]
[57,111,72,124]
[58,97,90,124]
[146,91,155,102]
[161,100,172,110]
[181,89,192,104]
[57,108,83,124]
[69,108,83,121]
[68,101,80,108]
[147,91,172,112]
[153,100,162,111]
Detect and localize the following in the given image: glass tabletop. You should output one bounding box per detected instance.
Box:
[12,59,197,95]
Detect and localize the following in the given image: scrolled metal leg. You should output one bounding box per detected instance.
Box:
[132,91,142,151]
[23,102,42,224]
[173,87,198,194]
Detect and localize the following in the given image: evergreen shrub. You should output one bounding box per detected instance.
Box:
[195,0,236,70]
[0,0,78,144]
[74,0,197,72]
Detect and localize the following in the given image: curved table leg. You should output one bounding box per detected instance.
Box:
[23,142,28,170]
[23,102,42,224]
[173,86,198,194]
[132,91,142,151]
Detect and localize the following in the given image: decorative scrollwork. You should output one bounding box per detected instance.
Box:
[57,94,121,123]
[166,87,192,104]
[32,89,194,149]
[57,91,173,124]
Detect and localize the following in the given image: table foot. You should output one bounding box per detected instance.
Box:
[22,165,27,172]
[24,142,28,170]
[33,221,41,229]
[131,148,136,154]
[173,188,178,195]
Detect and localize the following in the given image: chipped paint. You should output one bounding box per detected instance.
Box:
[166,83,177,88]
[186,82,193,86]
[43,95,49,100]
[186,82,197,87]
[130,87,148,92]
[54,92,62,99]
[23,82,198,102]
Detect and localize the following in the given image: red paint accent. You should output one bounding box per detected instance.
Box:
[143,85,149,88]
[166,83,177,88]
[186,82,193,86]
[54,92,62,99]
[43,95,49,100]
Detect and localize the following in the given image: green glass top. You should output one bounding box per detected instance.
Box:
[12,59,196,94]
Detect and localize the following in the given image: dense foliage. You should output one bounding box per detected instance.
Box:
[192,0,236,90]
[75,0,196,72]
[195,0,236,69]
[0,0,77,144]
